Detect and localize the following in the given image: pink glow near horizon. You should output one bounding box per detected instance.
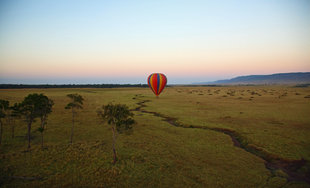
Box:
[2,51,309,79]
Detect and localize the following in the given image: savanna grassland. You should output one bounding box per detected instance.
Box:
[0,86,310,187]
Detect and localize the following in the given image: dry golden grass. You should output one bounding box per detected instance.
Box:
[0,86,309,187]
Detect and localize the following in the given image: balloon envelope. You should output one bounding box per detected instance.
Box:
[147,73,167,96]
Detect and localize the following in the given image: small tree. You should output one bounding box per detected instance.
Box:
[0,99,9,145]
[17,94,53,149]
[19,93,46,149]
[9,103,22,139]
[37,95,54,149]
[97,103,135,164]
[65,94,84,144]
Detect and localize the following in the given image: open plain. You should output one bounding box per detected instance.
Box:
[0,86,310,187]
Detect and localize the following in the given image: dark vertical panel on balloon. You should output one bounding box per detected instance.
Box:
[157,74,160,95]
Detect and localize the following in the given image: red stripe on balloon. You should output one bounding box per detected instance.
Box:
[152,74,158,95]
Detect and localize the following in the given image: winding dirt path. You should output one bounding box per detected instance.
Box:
[133,98,310,185]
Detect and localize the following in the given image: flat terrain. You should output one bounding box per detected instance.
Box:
[0,86,310,187]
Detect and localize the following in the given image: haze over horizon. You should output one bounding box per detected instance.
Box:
[1,0,310,84]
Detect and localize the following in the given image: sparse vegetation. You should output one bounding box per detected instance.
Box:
[97,103,135,164]
[37,95,54,149]
[65,94,84,144]
[0,86,309,187]
[0,99,9,145]
[18,94,52,149]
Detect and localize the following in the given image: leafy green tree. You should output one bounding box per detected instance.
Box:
[97,103,135,164]
[65,94,84,144]
[18,93,47,149]
[0,99,9,145]
[37,96,54,149]
[9,103,22,138]
[19,94,39,149]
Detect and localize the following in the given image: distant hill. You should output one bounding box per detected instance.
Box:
[194,72,310,85]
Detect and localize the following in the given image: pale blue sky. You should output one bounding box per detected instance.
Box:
[0,0,309,84]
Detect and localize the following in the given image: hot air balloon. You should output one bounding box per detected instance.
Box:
[147,73,167,97]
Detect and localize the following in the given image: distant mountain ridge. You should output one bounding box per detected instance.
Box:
[194,72,310,85]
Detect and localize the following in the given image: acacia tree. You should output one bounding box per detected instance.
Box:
[0,99,9,145]
[37,96,54,149]
[9,103,22,139]
[97,103,135,164]
[17,94,53,149]
[19,94,43,149]
[65,94,84,144]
